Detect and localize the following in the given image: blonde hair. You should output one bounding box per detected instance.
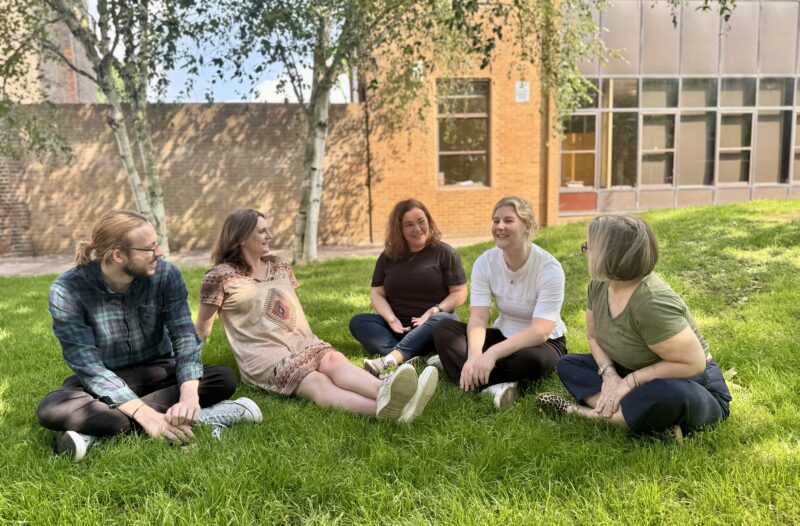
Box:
[74,210,149,266]
[493,196,537,236]
[587,215,659,281]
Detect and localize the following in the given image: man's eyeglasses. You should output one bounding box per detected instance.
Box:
[581,241,588,255]
[128,237,163,258]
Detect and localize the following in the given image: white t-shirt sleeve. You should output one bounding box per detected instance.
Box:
[531,261,565,322]
[469,251,493,307]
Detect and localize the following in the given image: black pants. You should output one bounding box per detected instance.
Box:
[433,318,567,388]
[36,364,237,437]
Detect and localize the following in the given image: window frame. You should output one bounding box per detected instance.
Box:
[436,78,491,188]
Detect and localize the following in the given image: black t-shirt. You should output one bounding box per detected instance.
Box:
[371,242,466,325]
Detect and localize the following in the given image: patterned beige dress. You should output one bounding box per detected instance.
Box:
[200,257,333,395]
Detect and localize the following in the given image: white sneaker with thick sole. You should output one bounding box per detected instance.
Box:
[376,363,418,420]
[482,382,519,410]
[55,430,96,462]
[398,366,438,423]
[198,397,263,426]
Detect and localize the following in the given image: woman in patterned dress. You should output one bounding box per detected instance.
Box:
[195,209,439,423]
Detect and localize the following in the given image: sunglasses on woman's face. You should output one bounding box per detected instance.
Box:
[581,241,588,255]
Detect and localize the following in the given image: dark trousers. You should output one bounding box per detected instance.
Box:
[556,353,732,434]
[433,318,567,388]
[36,364,237,437]
[349,312,459,361]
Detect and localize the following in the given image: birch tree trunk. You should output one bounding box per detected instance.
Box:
[49,0,157,235]
[293,17,332,265]
[127,3,170,254]
[130,91,169,254]
[100,78,154,225]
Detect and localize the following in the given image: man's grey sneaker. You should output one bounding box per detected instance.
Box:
[535,392,577,416]
[376,363,418,420]
[426,354,444,372]
[198,397,263,427]
[398,366,439,423]
[482,382,519,410]
[55,430,96,462]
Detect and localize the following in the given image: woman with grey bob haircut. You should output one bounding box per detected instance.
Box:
[537,215,732,439]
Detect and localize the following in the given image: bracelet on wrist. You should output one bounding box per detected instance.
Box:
[130,403,146,420]
[598,363,614,377]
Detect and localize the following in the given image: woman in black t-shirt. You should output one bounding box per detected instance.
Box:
[349,199,467,377]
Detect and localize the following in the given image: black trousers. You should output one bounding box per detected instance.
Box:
[433,318,567,388]
[36,364,237,437]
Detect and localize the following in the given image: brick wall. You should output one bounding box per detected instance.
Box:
[0,155,33,256]
[7,103,370,255]
[1,71,557,256]
[366,55,555,243]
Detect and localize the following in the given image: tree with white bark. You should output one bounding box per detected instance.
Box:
[189,0,736,265]
[1,0,187,254]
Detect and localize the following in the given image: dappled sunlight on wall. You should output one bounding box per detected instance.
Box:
[12,103,371,255]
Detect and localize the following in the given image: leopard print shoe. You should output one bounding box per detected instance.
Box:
[535,392,577,416]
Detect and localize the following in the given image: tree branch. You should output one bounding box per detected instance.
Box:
[40,40,98,83]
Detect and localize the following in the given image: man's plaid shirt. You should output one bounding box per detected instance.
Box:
[48,259,203,405]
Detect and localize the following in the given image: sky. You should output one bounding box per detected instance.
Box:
[83,0,352,105]
[160,62,353,104]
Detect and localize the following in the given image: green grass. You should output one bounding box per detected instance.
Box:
[1,200,799,525]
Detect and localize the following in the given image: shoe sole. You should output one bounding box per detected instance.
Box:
[376,364,417,420]
[398,366,439,423]
[495,384,519,411]
[233,397,264,423]
[55,431,86,462]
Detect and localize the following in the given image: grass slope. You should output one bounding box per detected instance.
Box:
[0,200,798,525]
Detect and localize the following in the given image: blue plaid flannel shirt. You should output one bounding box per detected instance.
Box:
[48,259,203,406]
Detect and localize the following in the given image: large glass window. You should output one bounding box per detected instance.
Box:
[794,115,800,183]
[643,79,678,108]
[721,78,756,107]
[718,113,752,183]
[677,112,715,186]
[600,112,638,188]
[754,111,792,184]
[758,78,793,107]
[437,80,489,187]
[602,78,638,109]
[561,115,596,188]
[681,78,717,108]
[641,114,675,185]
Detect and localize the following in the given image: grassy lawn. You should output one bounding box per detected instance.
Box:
[1,200,799,525]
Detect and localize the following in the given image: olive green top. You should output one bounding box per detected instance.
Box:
[587,273,708,371]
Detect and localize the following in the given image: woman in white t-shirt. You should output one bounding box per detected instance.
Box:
[433,196,568,409]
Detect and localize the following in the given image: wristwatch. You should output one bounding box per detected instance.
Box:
[432,304,442,314]
[597,363,614,377]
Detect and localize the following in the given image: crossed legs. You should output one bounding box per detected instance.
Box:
[295,351,382,415]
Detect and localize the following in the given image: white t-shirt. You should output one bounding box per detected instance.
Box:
[470,244,567,339]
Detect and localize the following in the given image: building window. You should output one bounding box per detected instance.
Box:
[561,115,595,188]
[437,79,490,187]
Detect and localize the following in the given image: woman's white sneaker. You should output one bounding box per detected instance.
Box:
[482,382,519,410]
[398,366,439,423]
[376,364,418,420]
